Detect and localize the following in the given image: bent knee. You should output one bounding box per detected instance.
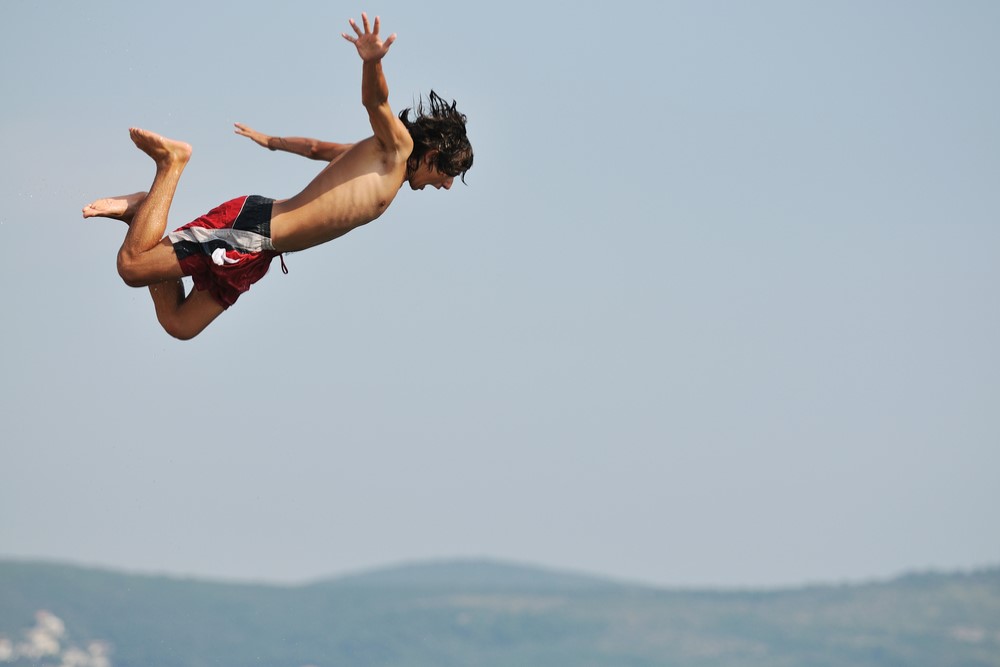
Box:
[159,318,203,341]
[117,251,148,288]
[117,243,178,287]
[157,301,225,340]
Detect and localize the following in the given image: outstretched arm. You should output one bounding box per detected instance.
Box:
[233,123,353,162]
[342,13,411,153]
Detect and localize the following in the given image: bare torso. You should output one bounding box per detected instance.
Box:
[269,136,409,252]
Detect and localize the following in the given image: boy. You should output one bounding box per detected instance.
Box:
[84,13,472,339]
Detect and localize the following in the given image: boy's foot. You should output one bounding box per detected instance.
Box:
[82,191,148,222]
[129,128,192,166]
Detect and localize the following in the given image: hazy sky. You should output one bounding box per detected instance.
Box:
[2,0,998,589]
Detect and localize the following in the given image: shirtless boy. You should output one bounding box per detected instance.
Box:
[83,13,473,340]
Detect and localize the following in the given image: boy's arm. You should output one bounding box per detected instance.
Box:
[234,123,353,162]
[342,13,411,154]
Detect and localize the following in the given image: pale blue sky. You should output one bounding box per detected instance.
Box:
[1,0,998,588]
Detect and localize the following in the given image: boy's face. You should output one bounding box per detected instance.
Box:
[408,156,455,190]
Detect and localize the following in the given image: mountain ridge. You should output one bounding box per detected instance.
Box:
[2,558,999,667]
[4,555,996,593]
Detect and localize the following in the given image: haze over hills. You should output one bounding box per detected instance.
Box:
[1,558,999,667]
[315,558,629,590]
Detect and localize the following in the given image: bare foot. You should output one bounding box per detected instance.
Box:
[129,128,192,166]
[82,191,148,222]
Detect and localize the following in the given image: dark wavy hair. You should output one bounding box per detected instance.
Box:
[399,91,473,184]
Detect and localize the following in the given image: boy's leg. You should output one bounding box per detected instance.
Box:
[148,280,226,340]
[85,132,226,339]
[116,128,192,287]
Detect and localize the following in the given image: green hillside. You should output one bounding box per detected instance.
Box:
[1,559,998,667]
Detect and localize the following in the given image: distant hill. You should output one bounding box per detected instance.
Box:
[1,559,999,667]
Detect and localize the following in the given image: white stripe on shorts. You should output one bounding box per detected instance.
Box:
[167,226,276,253]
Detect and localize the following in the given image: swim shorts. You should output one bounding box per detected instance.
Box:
[168,195,285,308]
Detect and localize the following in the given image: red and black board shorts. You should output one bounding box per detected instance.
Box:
[168,195,281,308]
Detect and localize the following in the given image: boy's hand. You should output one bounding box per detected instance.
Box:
[342,12,396,62]
[233,123,272,149]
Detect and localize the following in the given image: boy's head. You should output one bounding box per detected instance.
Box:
[401,91,473,188]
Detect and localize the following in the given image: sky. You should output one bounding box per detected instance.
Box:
[1,0,998,590]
